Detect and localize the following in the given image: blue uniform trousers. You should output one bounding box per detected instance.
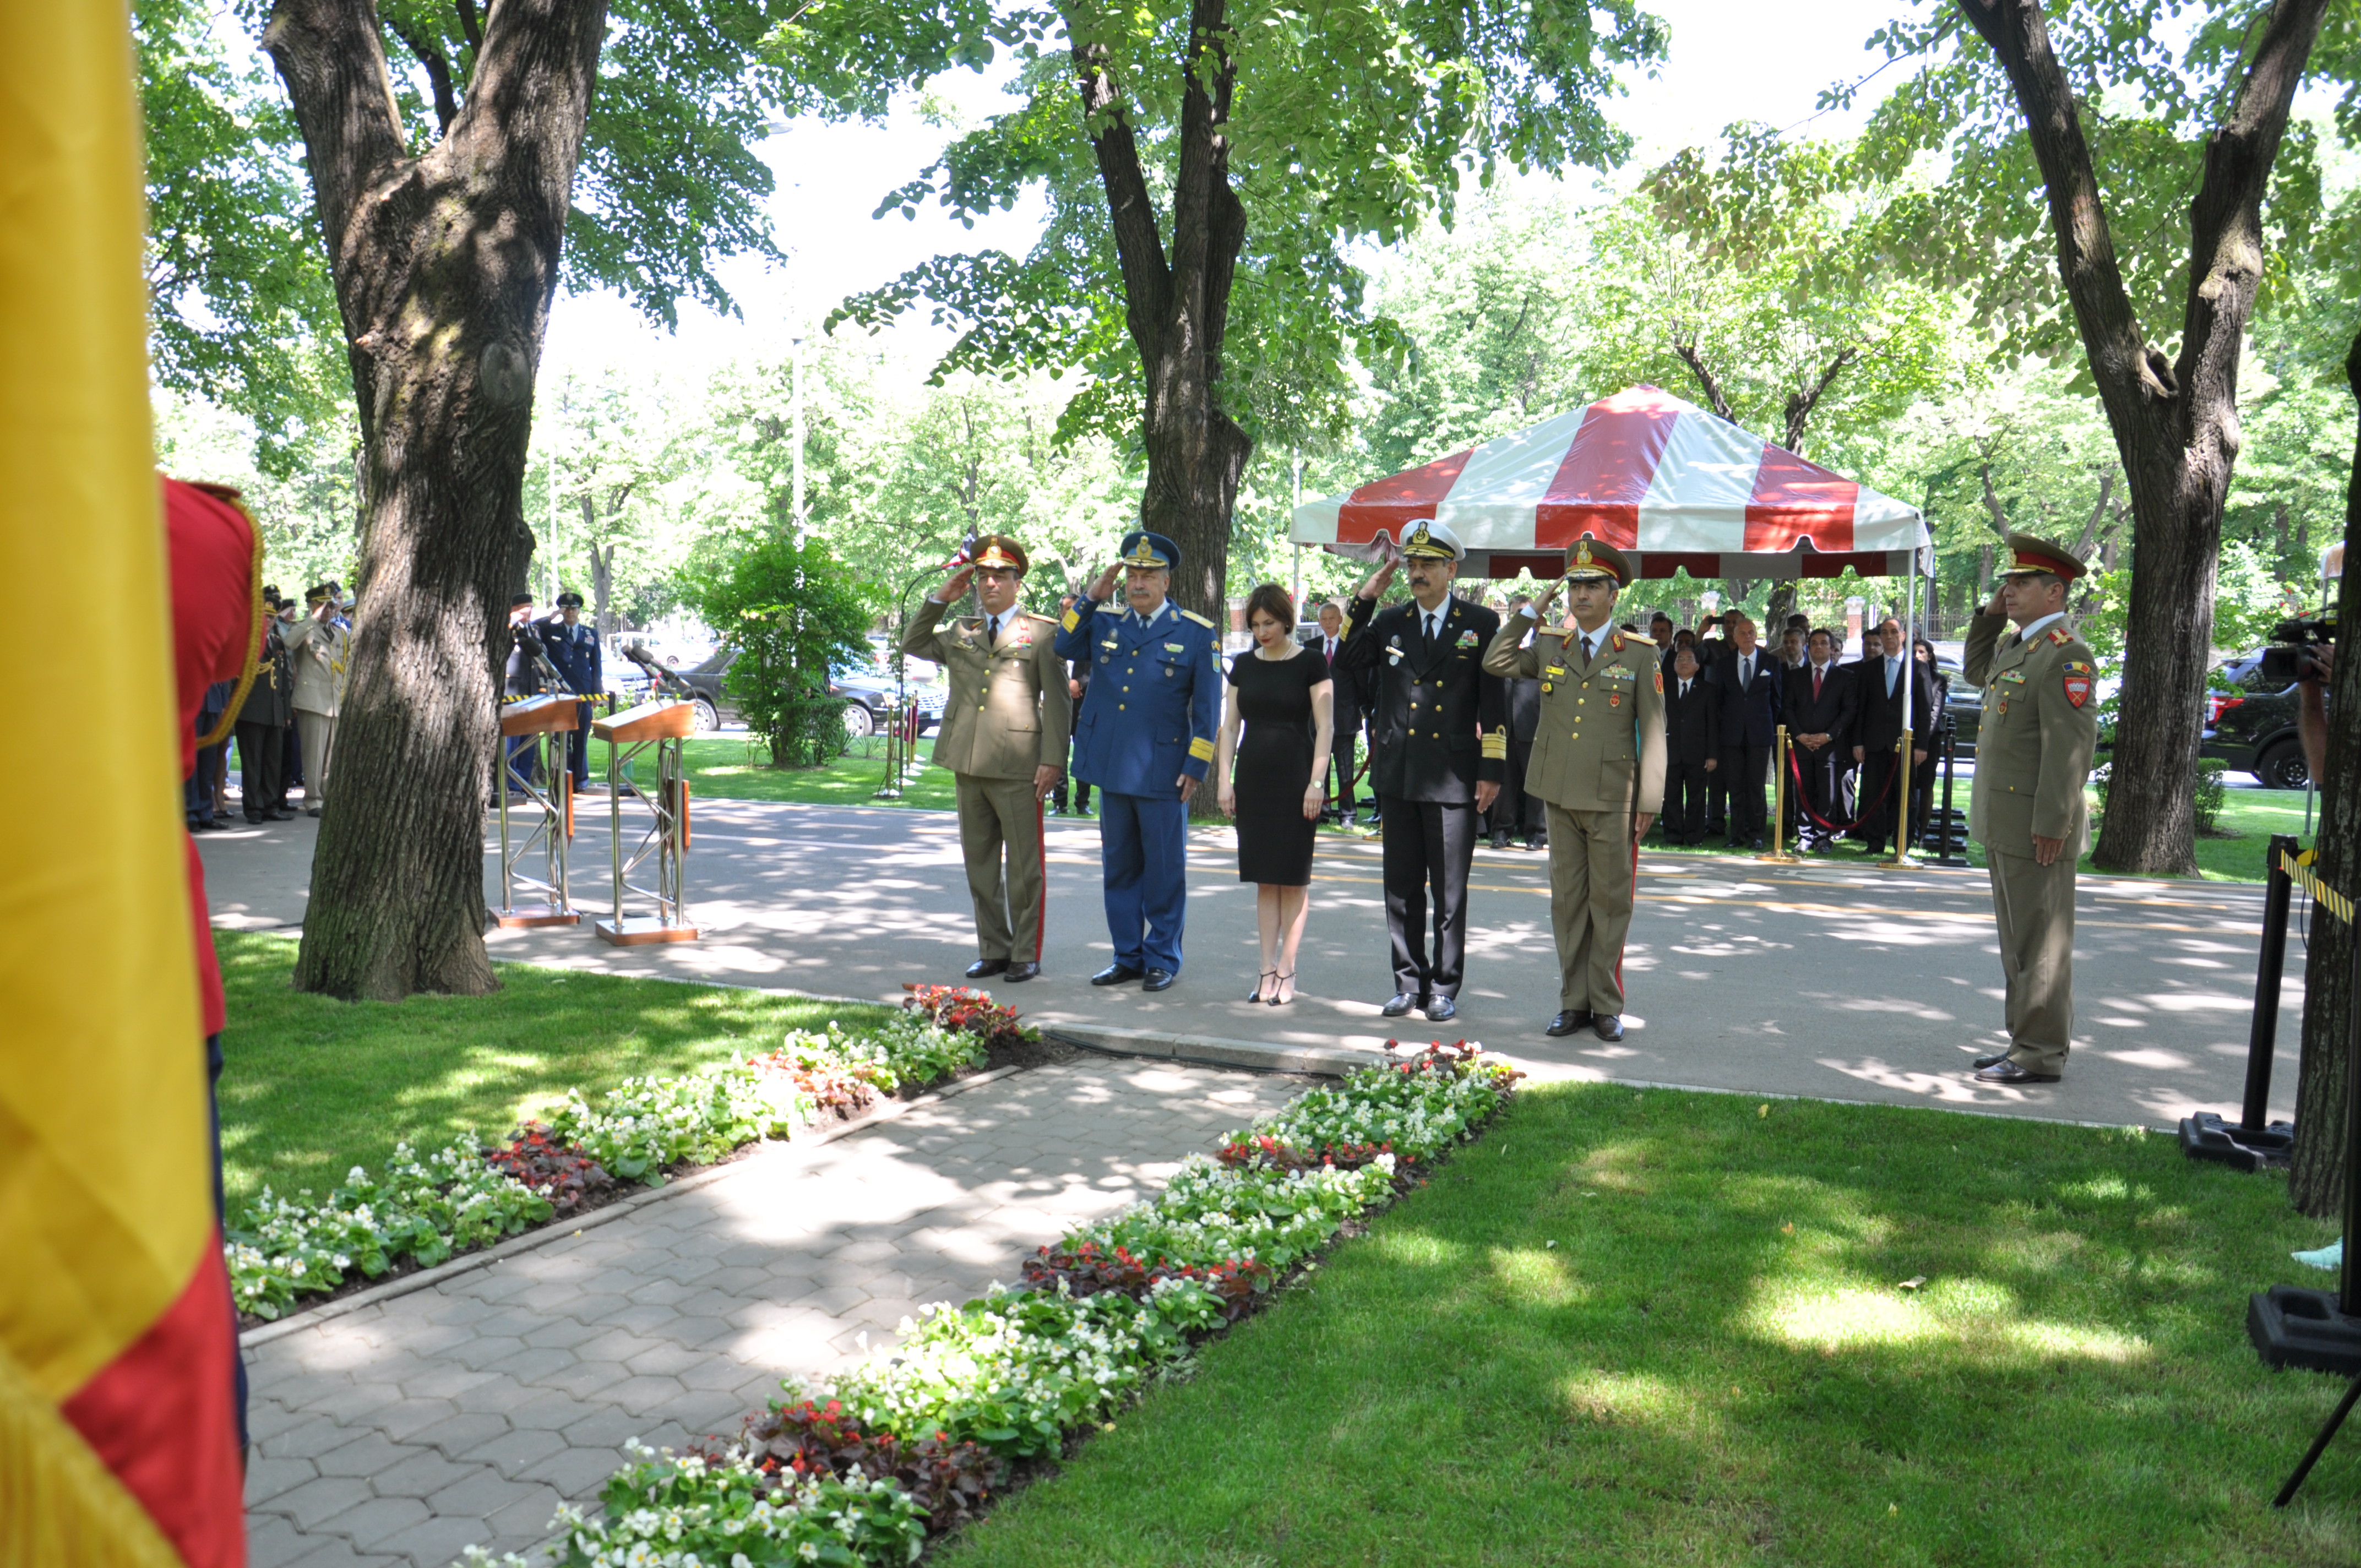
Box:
[1098,791,1188,973]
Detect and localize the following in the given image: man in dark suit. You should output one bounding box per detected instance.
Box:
[1707,613,1781,849]
[1852,616,1939,856]
[1487,597,1544,849]
[1303,600,1361,823]
[1783,628,1858,852]
[1660,644,1719,844]
[537,591,603,791]
[1690,613,1730,837]
[1337,521,1505,1022]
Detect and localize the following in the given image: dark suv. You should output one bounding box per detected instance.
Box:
[2204,651,2306,789]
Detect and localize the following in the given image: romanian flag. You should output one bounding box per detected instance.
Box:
[0,3,248,1565]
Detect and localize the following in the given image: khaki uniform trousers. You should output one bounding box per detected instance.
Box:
[297,707,335,807]
[958,773,1047,963]
[1988,847,2076,1075]
[1547,802,1637,1013]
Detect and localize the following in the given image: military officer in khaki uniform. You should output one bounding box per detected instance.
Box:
[903,535,1073,983]
[1963,532,2101,1084]
[1484,537,1666,1042]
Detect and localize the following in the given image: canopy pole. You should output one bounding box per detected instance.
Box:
[1881,540,1923,869]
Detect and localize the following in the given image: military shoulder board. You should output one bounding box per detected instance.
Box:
[1179,608,1216,628]
[2048,628,2073,645]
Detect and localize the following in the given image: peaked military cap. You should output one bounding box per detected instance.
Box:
[1117,530,1180,571]
[307,584,335,605]
[1998,531,2087,581]
[969,534,1029,574]
[556,591,585,608]
[1563,536,1630,586]
[1399,520,1463,561]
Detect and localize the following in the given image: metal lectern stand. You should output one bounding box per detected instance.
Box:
[493,695,580,928]
[590,698,700,946]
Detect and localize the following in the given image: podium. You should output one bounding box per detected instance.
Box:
[494,696,581,927]
[591,699,699,945]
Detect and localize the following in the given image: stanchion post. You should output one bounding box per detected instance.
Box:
[1760,724,1797,863]
[1935,720,1964,865]
[2243,835,2299,1131]
[2340,919,2361,1317]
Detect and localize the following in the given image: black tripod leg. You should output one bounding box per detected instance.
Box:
[2276,1373,2361,1507]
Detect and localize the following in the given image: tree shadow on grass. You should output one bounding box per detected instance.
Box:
[214,930,897,1206]
[938,1084,2361,1568]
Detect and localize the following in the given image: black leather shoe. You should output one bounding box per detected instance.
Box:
[966,958,1009,980]
[1748,836,1766,850]
[1724,836,1747,850]
[1380,992,1423,1019]
[1545,1009,1591,1037]
[1002,962,1038,983]
[1976,1058,2060,1084]
[1592,1015,1624,1042]
[268,807,297,821]
[1972,1050,2010,1070]
[1489,831,1511,850]
[1142,968,1176,992]
[1090,963,1145,987]
[1426,995,1457,1022]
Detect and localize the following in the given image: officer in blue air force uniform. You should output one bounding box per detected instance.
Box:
[537,591,603,791]
[1054,530,1224,992]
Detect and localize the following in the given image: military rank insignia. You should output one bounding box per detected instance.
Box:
[1062,609,1080,632]
[1654,669,1663,693]
[2049,627,2074,645]
[1457,629,1478,648]
[2063,660,2093,708]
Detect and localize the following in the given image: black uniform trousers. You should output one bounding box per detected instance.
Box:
[1859,748,1905,850]
[568,701,594,786]
[1704,764,1728,837]
[1381,795,1475,998]
[1509,738,1543,838]
[1664,758,1711,842]
[1326,727,1360,819]
[1724,743,1771,842]
[237,719,287,818]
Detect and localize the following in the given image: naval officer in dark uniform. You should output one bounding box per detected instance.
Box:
[1337,520,1505,1022]
[538,591,602,791]
[1053,530,1225,991]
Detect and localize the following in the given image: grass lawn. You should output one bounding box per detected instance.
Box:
[943,1082,2357,1567]
[587,735,960,812]
[215,930,897,1208]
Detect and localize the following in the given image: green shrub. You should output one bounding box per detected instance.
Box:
[2196,758,2227,834]
[687,530,873,767]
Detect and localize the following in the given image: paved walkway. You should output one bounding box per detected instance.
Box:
[200,799,2298,1132]
[240,1058,1297,1568]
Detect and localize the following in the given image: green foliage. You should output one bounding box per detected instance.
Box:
[136,0,348,473]
[798,0,1667,450]
[689,531,874,767]
[2195,759,2228,836]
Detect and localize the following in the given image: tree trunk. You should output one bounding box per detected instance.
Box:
[1957,0,2327,878]
[2288,330,2361,1216]
[267,0,607,1000]
[1071,0,1253,624]
[590,537,616,635]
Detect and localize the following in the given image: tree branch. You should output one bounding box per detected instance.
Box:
[2069,467,2117,559]
[1071,43,1172,366]
[387,18,460,134]
[1781,345,1859,455]
[1671,341,1734,423]
[263,0,411,291]
[1977,454,2010,540]
[454,0,483,52]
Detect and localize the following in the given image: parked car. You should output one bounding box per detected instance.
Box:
[621,643,733,732]
[831,663,946,739]
[2204,650,2307,789]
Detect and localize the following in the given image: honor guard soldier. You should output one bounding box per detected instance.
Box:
[1963,532,2100,1085]
[538,591,602,791]
[1338,520,1505,1023]
[1486,538,1665,1041]
[904,535,1073,983]
[1054,530,1223,991]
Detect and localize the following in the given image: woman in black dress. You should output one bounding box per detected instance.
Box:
[1215,584,1334,1005]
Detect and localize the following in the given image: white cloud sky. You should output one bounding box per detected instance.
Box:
[544,0,1920,378]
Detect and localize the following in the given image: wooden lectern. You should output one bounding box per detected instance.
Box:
[591,699,699,945]
[494,695,580,927]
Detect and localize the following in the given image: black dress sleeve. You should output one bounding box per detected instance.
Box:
[1227,651,1247,687]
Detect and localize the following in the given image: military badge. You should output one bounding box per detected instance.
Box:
[1457,629,1478,648]
[2063,669,2092,707]
[1608,693,1622,707]
[1165,642,1184,653]
[1654,669,1663,693]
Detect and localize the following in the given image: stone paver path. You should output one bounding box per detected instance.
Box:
[241,1058,1297,1568]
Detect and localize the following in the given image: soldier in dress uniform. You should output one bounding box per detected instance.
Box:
[1963,532,2100,1085]
[1053,530,1223,991]
[1484,537,1665,1042]
[904,535,1072,983]
[537,591,603,792]
[1338,520,1504,1023]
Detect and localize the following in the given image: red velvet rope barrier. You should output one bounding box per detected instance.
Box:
[1785,742,1903,835]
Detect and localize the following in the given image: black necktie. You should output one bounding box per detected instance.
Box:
[987,615,1000,644]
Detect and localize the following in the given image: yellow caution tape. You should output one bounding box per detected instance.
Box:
[2281,847,2354,924]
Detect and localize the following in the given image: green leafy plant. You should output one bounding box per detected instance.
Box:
[687,530,874,767]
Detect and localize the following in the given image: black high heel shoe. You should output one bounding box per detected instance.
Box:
[1248,968,1276,1003]
[1269,970,1296,1006]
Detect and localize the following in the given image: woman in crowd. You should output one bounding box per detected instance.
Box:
[1215,583,1333,1005]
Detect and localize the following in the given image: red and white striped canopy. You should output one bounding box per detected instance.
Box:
[1290,385,1927,580]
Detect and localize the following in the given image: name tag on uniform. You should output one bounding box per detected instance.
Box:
[1544,666,1565,678]
[1998,669,2026,684]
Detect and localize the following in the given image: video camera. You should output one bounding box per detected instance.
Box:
[2259,615,2336,686]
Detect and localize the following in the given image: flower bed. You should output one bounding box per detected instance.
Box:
[460,1043,1517,1567]
[230,1003,1007,1322]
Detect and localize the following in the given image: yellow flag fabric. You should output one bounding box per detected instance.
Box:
[0,0,211,1427]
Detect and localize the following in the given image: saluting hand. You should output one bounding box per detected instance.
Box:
[938,564,976,603]
[1528,579,1562,617]
[1356,556,1399,601]
[1089,561,1122,601]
